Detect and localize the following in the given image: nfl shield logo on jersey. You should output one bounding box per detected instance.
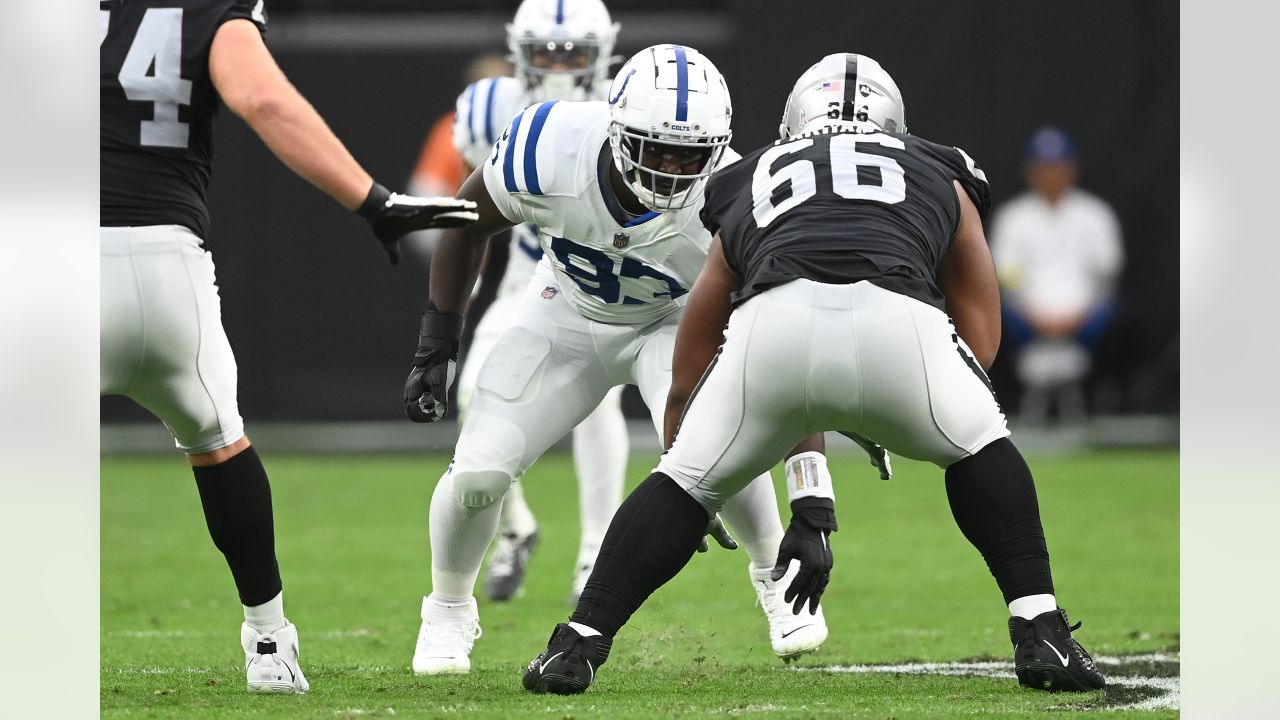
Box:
[612,232,630,249]
[541,286,558,299]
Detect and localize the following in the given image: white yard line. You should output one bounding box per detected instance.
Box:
[792,653,1180,711]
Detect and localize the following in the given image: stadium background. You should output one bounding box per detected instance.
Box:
[99,3,1180,716]
[100,0,1179,445]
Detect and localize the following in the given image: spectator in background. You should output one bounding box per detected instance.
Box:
[404,53,514,263]
[989,127,1124,425]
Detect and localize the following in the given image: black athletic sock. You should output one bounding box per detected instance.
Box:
[193,445,283,607]
[570,472,709,637]
[945,437,1054,604]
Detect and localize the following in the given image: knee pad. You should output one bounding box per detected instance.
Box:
[450,467,514,508]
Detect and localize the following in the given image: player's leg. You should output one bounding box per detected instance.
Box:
[627,323,785,574]
[483,479,540,601]
[416,288,612,674]
[524,296,815,694]
[457,297,541,601]
[102,226,306,694]
[567,384,628,604]
[853,282,1104,691]
[630,309,827,659]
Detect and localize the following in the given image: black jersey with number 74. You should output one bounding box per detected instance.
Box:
[100,0,268,240]
[701,129,991,311]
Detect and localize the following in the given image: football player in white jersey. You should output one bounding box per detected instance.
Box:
[403,44,832,675]
[449,0,629,606]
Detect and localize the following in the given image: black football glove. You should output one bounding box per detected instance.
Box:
[403,311,463,423]
[358,182,479,265]
[771,497,837,615]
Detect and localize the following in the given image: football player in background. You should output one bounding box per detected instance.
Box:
[448,0,633,607]
[403,44,832,676]
[100,0,476,694]
[523,52,1106,696]
[408,54,514,202]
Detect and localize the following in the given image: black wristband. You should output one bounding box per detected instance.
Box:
[790,496,838,533]
[358,182,391,219]
[418,311,464,351]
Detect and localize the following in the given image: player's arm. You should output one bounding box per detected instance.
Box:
[658,234,741,554]
[458,159,513,331]
[664,234,738,449]
[404,165,518,422]
[939,180,1002,369]
[208,19,476,264]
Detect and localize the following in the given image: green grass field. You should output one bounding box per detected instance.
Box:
[102,449,1178,718]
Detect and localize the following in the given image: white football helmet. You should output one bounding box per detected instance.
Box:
[606,44,733,212]
[506,0,619,103]
[778,53,906,139]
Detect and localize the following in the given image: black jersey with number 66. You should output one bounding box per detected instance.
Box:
[100,0,268,240]
[701,129,991,311]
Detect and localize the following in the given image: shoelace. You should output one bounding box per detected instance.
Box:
[558,630,599,664]
[752,576,772,610]
[1063,619,1100,672]
[419,619,482,649]
[1019,614,1100,675]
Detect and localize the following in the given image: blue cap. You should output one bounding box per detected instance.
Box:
[1025,126,1076,163]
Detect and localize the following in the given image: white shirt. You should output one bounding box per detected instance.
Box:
[989,187,1124,317]
[481,100,721,325]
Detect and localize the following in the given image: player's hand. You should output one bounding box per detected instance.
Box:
[772,497,837,615]
[696,514,738,553]
[842,431,893,480]
[358,182,479,265]
[403,311,463,423]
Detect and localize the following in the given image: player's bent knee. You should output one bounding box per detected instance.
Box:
[655,460,722,514]
[450,468,514,508]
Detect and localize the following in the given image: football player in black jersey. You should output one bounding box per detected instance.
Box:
[100,0,476,694]
[525,53,1105,695]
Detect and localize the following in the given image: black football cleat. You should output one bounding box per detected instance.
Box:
[522,623,612,695]
[1009,608,1106,692]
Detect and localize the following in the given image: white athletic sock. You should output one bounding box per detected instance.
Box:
[497,480,538,538]
[423,593,476,620]
[243,591,287,635]
[719,472,785,571]
[572,390,628,565]
[568,621,602,637]
[1008,594,1058,620]
[430,471,503,600]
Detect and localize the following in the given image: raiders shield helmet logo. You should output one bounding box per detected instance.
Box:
[612,232,629,249]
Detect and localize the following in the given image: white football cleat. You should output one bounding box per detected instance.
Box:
[484,529,540,601]
[412,595,482,675]
[242,621,309,694]
[567,560,593,607]
[751,561,828,662]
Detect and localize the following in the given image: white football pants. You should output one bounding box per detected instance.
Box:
[456,289,629,562]
[429,264,783,599]
[100,226,244,454]
[661,279,1011,512]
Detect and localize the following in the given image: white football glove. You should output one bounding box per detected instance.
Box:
[696,514,738,552]
[841,432,892,480]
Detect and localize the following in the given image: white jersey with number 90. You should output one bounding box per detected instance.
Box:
[482,101,733,325]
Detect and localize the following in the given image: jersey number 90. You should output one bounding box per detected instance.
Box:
[550,236,687,305]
